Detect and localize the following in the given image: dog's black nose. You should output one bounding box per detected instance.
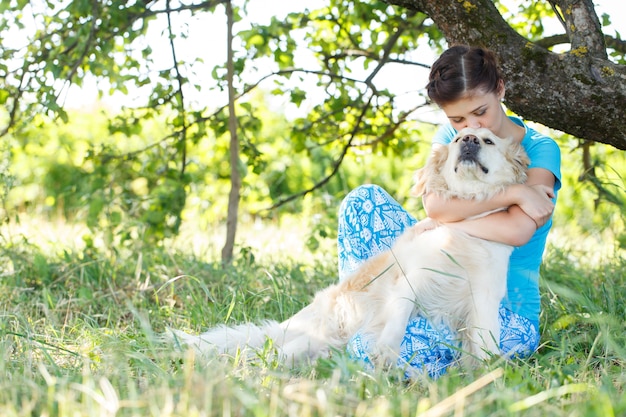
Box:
[462,135,479,144]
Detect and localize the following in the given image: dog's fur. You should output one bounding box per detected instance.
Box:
[171,127,530,368]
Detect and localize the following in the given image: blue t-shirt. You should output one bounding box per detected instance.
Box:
[432,117,562,326]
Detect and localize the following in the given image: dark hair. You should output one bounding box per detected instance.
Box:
[426,45,504,106]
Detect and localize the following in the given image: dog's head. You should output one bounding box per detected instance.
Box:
[412,127,530,200]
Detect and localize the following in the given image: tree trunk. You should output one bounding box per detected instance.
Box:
[221,0,241,263]
[383,0,626,150]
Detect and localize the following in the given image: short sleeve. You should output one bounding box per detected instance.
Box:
[523,134,562,193]
[432,124,458,146]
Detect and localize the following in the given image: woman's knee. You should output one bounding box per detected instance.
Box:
[498,308,540,358]
[342,184,387,202]
[339,184,392,214]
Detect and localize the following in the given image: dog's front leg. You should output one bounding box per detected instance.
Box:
[280,333,325,364]
[467,279,506,361]
[371,298,415,367]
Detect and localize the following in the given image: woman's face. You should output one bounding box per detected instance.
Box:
[440,88,506,137]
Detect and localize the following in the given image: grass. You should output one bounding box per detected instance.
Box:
[1,216,625,416]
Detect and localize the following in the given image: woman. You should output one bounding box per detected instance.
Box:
[337,45,562,378]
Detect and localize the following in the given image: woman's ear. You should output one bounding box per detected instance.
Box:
[497,79,506,101]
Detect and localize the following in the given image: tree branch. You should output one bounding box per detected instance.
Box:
[365,9,419,91]
[260,93,375,212]
[548,0,606,58]
[328,49,431,69]
[536,33,626,55]
[0,65,26,137]
[260,12,427,212]
[142,0,228,17]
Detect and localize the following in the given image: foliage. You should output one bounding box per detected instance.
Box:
[8,109,192,245]
[7,109,624,256]
[552,134,626,249]
[0,217,624,416]
[5,103,432,252]
[1,0,440,248]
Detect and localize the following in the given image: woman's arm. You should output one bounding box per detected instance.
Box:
[420,167,556,246]
[424,168,556,226]
[412,205,538,246]
[445,205,537,246]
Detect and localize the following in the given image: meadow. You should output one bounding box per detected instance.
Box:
[1,213,624,417]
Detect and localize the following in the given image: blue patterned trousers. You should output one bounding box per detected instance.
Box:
[337,184,539,378]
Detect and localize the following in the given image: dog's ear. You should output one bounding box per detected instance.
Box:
[411,145,449,196]
[507,141,531,181]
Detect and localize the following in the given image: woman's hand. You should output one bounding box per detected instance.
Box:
[515,183,555,228]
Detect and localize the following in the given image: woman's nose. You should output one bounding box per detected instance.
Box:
[467,118,481,129]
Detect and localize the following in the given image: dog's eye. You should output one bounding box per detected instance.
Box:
[484,139,494,145]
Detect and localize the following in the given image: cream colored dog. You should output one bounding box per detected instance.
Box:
[171,127,530,367]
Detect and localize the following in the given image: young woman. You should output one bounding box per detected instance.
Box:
[337,45,562,378]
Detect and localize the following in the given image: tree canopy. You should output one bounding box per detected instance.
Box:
[2,0,625,147]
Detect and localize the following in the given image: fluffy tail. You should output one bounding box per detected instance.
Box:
[169,320,286,357]
[169,296,334,363]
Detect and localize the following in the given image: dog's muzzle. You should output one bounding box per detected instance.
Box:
[457,135,489,173]
[459,135,480,159]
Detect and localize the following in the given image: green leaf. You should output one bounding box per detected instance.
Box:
[290,87,307,107]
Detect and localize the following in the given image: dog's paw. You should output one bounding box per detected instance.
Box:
[394,219,440,247]
[410,218,441,236]
[370,344,400,368]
